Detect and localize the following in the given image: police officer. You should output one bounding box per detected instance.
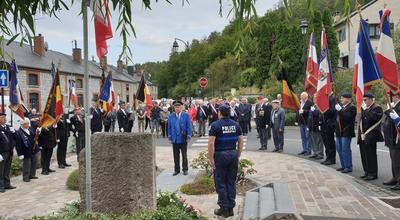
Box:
[0,113,17,192]
[208,104,244,218]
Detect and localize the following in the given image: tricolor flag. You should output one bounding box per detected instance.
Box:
[9,60,28,119]
[304,32,318,96]
[91,0,113,60]
[68,80,78,108]
[40,69,63,128]
[99,71,115,113]
[376,9,398,94]
[136,74,153,113]
[353,18,382,111]
[278,63,300,111]
[315,28,333,113]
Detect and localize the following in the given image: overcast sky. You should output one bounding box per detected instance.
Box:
[34,0,279,66]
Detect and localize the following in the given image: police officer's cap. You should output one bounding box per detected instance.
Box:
[173,100,183,106]
[218,104,230,115]
[363,93,374,99]
[341,93,352,99]
[0,113,6,116]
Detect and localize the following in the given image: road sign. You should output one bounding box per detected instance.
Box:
[0,70,9,88]
[199,77,208,88]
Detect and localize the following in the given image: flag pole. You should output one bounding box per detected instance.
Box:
[83,0,92,212]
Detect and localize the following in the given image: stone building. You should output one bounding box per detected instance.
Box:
[2,34,158,112]
[333,0,400,68]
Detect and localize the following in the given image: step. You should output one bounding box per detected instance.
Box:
[273,182,295,214]
[243,191,259,220]
[259,187,275,219]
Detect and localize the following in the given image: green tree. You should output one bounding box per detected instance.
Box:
[322,10,340,71]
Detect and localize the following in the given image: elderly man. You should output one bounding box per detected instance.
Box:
[28,108,40,132]
[90,101,103,134]
[0,113,17,192]
[117,101,130,132]
[238,98,251,135]
[256,96,272,150]
[271,100,285,152]
[229,100,239,122]
[358,93,383,181]
[71,108,85,159]
[297,92,313,156]
[208,99,219,126]
[196,100,208,136]
[15,118,39,182]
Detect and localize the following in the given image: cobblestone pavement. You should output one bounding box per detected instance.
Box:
[2,146,400,220]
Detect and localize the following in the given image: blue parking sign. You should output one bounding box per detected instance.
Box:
[0,70,9,88]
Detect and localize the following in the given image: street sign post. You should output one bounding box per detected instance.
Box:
[0,70,9,113]
[199,77,208,88]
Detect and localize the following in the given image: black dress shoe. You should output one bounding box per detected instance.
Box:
[298,151,306,155]
[336,168,344,171]
[172,171,180,176]
[64,163,72,167]
[228,208,234,217]
[364,176,377,181]
[5,185,16,189]
[48,169,56,172]
[383,179,398,186]
[23,179,30,182]
[324,161,336,165]
[309,155,317,159]
[214,208,229,217]
[58,164,65,169]
[42,171,49,175]
[390,184,400,190]
[29,176,38,179]
[183,171,188,175]
[315,156,324,160]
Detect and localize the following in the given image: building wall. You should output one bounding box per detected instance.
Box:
[335,0,400,67]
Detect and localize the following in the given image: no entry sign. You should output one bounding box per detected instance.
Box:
[199,77,208,88]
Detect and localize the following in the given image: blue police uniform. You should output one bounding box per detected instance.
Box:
[209,117,242,211]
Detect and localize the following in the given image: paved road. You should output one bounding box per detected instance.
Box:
[154,125,396,192]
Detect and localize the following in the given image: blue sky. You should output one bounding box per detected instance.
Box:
[35,0,279,66]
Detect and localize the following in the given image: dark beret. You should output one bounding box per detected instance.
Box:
[363,93,374,99]
[218,104,230,114]
[341,93,352,98]
[173,100,183,106]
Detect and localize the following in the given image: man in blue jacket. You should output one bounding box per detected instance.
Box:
[168,100,193,176]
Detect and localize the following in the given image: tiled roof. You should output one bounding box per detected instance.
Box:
[3,41,141,83]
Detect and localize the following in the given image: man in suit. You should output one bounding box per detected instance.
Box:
[57,111,72,169]
[38,125,57,175]
[308,101,324,160]
[0,113,17,192]
[15,118,39,181]
[103,108,117,132]
[256,96,272,150]
[238,98,251,135]
[196,100,208,136]
[335,93,357,173]
[117,101,130,132]
[358,93,383,181]
[321,93,337,166]
[229,100,239,122]
[208,99,219,126]
[70,108,85,159]
[297,92,313,155]
[384,93,400,189]
[168,100,193,176]
[28,108,40,132]
[90,101,103,134]
[271,100,285,152]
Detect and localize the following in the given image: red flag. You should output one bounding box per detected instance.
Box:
[315,29,332,113]
[92,0,113,60]
[304,32,318,96]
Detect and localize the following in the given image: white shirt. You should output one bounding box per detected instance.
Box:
[21,128,30,135]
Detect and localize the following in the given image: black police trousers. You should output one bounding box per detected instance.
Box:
[173,143,188,172]
[214,150,238,209]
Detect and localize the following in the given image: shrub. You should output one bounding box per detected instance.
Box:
[66,169,79,191]
[180,175,215,195]
[284,111,297,126]
[237,159,257,184]
[191,151,212,176]
[11,158,22,176]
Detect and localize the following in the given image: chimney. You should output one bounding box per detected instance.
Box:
[72,40,82,63]
[117,60,124,71]
[33,34,45,56]
[127,65,135,76]
[100,56,107,69]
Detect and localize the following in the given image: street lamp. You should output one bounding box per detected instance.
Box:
[171,38,189,53]
[300,20,308,35]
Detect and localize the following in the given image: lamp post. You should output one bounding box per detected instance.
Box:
[171,38,190,97]
[300,19,308,75]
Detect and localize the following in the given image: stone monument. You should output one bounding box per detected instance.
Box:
[79,133,156,214]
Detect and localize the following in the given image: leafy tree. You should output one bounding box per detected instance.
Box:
[322,10,339,71]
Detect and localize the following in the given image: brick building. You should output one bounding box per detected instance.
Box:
[2,34,158,112]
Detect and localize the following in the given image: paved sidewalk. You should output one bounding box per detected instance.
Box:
[2,146,400,219]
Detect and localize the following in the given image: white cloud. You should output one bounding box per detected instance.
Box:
[34,0,279,65]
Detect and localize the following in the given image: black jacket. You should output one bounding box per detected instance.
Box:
[38,127,57,149]
[15,128,37,157]
[307,107,322,132]
[90,107,103,132]
[57,114,71,141]
[256,103,272,128]
[358,103,384,144]
[208,104,219,122]
[196,106,208,121]
[296,100,313,125]
[0,124,16,153]
[117,109,130,132]
[336,103,357,137]
[71,114,85,137]
[383,101,400,149]
[321,94,337,128]
[229,106,240,121]
[238,103,251,122]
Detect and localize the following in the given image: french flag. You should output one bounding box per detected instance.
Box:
[315,29,332,113]
[304,32,318,96]
[69,80,78,108]
[99,72,116,113]
[91,0,113,60]
[376,9,398,94]
[353,18,382,111]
